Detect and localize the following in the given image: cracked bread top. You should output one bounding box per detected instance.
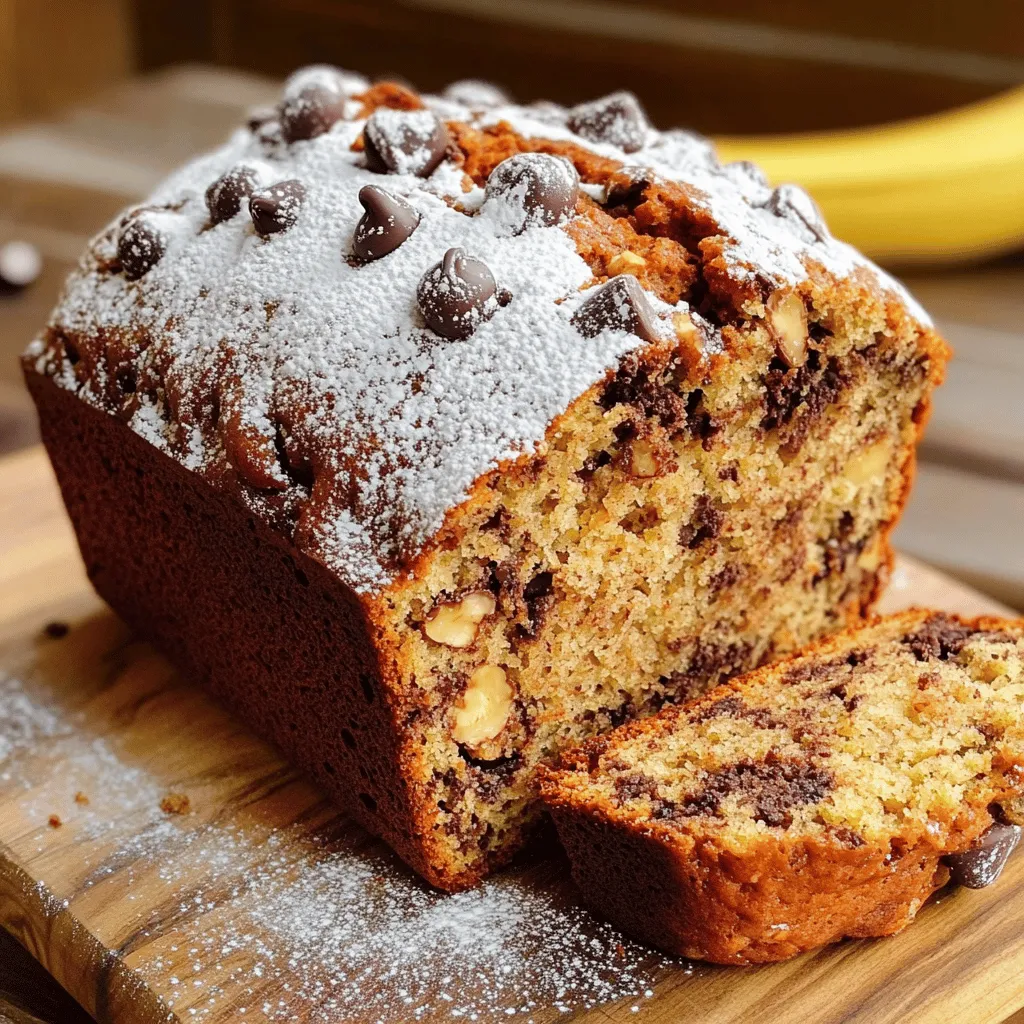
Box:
[25,68,938,594]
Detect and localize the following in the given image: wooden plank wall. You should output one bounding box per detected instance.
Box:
[130,0,1024,133]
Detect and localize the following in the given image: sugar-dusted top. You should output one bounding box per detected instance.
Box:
[27,69,930,593]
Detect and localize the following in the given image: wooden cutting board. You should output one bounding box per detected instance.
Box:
[2,444,1024,1024]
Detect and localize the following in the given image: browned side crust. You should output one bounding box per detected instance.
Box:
[545,807,948,964]
[24,369,472,890]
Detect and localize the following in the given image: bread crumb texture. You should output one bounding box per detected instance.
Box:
[541,612,1024,961]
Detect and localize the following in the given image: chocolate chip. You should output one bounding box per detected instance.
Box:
[567,91,648,153]
[442,79,510,108]
[521,570,555,637]
[0,240,42,293]
[42,621,69,639]
[363,108,449,177]
[603,167,652,208]
[417,248,500,340]
[249,179,306,237]
[945,822,1022,889]
[352,185,420,261]
[763,184,829,242]
[280,84,347,143]
[117,215,166,280]
[571,275,662,343]
[484,153,579,234]
[678,495,723,550]
[206,165,263,225]
[285,64,366,97]
[278,66,354,143]
[721,160,772,201]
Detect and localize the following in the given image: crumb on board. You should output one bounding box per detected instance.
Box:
[160,793,191,815]
[74,791,89,805]
[48,814,62,828]
[42,621,69,639]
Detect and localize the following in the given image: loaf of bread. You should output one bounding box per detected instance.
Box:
[540,611,1024,963]
[23,67,948,890]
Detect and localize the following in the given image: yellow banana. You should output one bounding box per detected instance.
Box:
[714,87,1024,264]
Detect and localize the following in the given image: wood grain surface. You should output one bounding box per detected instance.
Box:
[1,443,1022,1024]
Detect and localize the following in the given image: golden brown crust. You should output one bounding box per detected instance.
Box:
[547,804,954,964]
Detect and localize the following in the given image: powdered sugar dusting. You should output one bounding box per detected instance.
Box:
[34,72,931,593]
[1,626,677,1022]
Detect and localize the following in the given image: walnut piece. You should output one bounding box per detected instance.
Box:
[424,590,497,648]
[628,438,667,478]
[672,311,706,376]
[607,251,647,276]
[452,665,512,747]
[844,438,893,487]
[767,291,808,368]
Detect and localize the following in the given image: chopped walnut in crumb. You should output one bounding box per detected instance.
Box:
[672,311,705,375]
[622,434,677,480]
[606,251,646,276]
[843,438,893,487]
[160,793,191,815]
[767,291,809,368]
[453,665,513,749]
[424,590,497,648]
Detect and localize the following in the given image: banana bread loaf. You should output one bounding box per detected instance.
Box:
[540,611,1024,963]
[23,67,948,890]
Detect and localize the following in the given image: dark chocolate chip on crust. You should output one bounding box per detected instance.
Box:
[417,247,500,340]
[484,153,579,233]
[763,184,829,242]
[249,179,307,237]
[279,83,347,143]
[206,165,263,225]
[604,167,653,208]
[352,185,420,261]
[567,91,648,154]
[945,822,1022,889]
[363,108,449,177]
[571,275,662,343]
[117,215,167,280]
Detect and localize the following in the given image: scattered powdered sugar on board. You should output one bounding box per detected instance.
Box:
[150,831,674,1022]
[0,647,677,1023]
[0,673,64,769]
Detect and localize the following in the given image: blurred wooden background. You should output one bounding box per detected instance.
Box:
[3,1,1024,132]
